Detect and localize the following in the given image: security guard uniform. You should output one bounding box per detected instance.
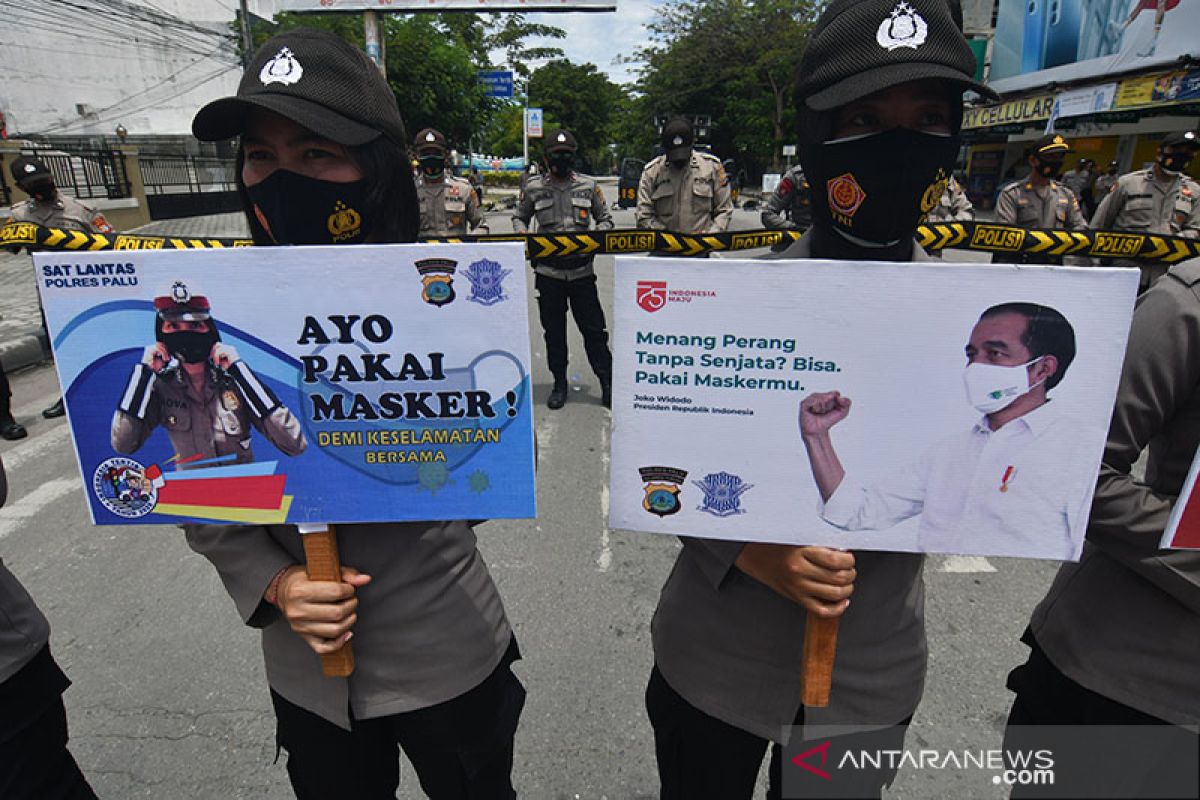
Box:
[635,119,733,235]
[1091,163,1200,289]
[111,284,306,464]
[412,127,488,238]
[512,129,614,408]
[761,164,812,230]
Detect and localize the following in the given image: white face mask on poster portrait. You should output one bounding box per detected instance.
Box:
[962,357,1045,415]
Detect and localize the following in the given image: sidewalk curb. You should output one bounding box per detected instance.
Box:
[0,327,48,373]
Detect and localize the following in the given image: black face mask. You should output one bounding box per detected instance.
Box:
[159,328,219,365]
[1159,152,1193,174]
[24,180,56,202]
[801,127,960,247]
[548,154,574,178]
[419,155,446,180]
[246,170,370,246]
[1034,158,1063,179]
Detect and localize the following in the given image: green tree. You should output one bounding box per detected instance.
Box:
[631,0,818,174]
[527,60,626,172]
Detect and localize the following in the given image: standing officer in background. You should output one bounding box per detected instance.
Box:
[413,128,489,238]
[1060,157,1094,211]
[6,156,112,422]
[644,1,1000,798]
[761,164,813,230]
[1093,159,1121,201]
[635,117,733,234]
[512,129,615,410]
[994,135,1087,264]
[1090,130,1200,291]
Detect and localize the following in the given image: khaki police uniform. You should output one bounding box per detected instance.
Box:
[994,179,1087,265]
[416,175,487,238]
[112,361,306,464]
[513,171,614,388]
[635,152,733,234]
[9,193,112,234]
[1093,171,1120,201]
[761,165,812,230]
[1090,167,1200,288]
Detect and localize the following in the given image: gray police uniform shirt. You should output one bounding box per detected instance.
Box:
[185,520,513,730]
[651,229,928,743]
[1090,168,1200,239]
[112,361,306,464]
[512,172,613,281]
[416,175,488,238]
[0,559,51,684]
[995,179,1088,231]
[635,152,734,234]
[762,165,813,230]
[9,193,109,233]
[1028,257,1200,726]
[1093,172,1120,201]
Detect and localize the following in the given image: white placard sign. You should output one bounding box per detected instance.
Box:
[610,257,1138,561]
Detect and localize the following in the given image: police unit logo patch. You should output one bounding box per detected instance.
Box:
[327,201,363,243]
[827,173,867,222]
[93,457,162,519]
[260,47,303,86]
[415,258,458,307]
[463,258,512,306]
[692,471,754,517]
[636,280,668,313]
[221,390,241,412]
[639,465,688,517]
[877,1,927,51]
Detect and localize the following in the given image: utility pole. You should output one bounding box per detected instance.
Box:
[363,11,386,76]
[238,0,253,69]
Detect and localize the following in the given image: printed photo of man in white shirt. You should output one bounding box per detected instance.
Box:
[799,303,1097,560]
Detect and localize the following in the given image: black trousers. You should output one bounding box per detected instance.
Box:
[646,666,910,800]
[0,646,97,800]
[0,362,11,420]
[534,272,611,383]
[1004,634,1199,800]
[271,644,525,800]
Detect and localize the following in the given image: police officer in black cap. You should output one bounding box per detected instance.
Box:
[645,2,999,797]
[995,134,1088,265]
[513,128,615,409]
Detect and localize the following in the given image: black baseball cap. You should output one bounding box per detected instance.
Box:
[414,128,448,155]
[193,28,406,146]
[1162,130,1199,150]
[1033,134,1072,158]
[796,0,998,111]
[661,118,693,161]
[10,155,52,185]
[545,129,578,154]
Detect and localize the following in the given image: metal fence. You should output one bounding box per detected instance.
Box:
[139,155,237,195]
[16,147,131,200]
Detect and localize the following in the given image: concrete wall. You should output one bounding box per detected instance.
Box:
[0,1,277,138]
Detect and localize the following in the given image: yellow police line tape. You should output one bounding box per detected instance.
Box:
[4,220,1198,264]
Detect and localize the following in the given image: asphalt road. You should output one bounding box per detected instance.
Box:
[0,197,1061,799]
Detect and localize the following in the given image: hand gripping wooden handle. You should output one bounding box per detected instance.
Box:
[801,614,839,708]
[300,525,355,677]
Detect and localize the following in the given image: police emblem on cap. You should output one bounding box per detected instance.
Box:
[639,465,688,518]
[877,1,928,51]
[557,133,566,142]
[260,46,303,87]
[425,132,436,142]
[23,164,36,174]
[171,281,191,304]
[327,201,363,243]
[672,136,684,146]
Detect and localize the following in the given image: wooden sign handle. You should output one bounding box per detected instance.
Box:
[301,525,355,678]
[801,614,839,707]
